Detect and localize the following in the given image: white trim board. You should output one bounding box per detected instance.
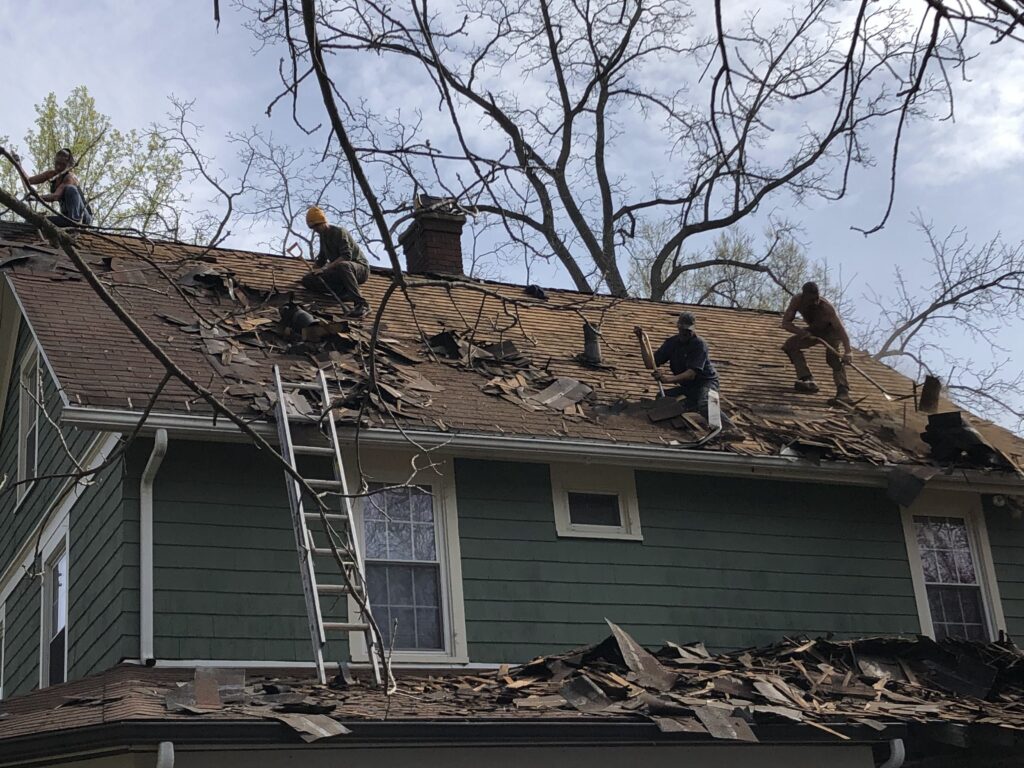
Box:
[60,405,1024,494]
[900,489,1007,640]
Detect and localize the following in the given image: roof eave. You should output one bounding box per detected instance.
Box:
[60,405,1024,494]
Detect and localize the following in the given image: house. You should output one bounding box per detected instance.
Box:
[1,209,1023,766]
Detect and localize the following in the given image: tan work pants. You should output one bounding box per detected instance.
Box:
[782,332,849,393]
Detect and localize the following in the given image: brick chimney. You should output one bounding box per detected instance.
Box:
[398,194,466,275]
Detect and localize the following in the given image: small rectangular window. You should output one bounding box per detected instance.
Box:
[45,549,68,686]
[913,516,988,641]
[551,464,642,541]
[364,485,444,651]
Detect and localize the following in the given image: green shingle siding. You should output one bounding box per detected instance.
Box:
[985,498,1024,638]
[455,458,922,662]
[2,319,133,692]
[147,440,346,662]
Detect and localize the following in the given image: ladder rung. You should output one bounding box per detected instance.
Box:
[294,445,335,456]
[323,621,370,633]
[282,381,323,391]
[307,479,343,490]
[317,584,351,595]
[311,547,353,563]
[304,511,348,523]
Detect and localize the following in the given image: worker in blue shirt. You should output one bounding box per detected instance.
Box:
[652,311,720,417]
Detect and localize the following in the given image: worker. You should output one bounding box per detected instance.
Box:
[652,311,720,416]
[25,148,93,228]
[781,281,852,401]
[300,206,370,318]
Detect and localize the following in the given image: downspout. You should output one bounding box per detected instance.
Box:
[156,741,175,768]
[877,738,906,768]
[140,429,168,665]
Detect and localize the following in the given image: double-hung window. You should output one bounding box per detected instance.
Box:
[901,492,1005,642]
[364,484,445,651]
[912,516,988,640]
[351,462,467,664]
[17,347,40,503]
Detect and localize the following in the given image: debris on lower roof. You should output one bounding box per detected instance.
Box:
[922,411,1017,470]
[127,624,1024,742]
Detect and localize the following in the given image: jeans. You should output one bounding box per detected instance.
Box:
[664,378,719,417]
[48,185,92,227]
[300,260,369,305]
[782,332,849,393]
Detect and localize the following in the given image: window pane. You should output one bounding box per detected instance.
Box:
[387,520,413,560]
[410,489,433,522]
[927,585,987,641]
[413,523,436,561]
[366,563,442,651]
[365,521,388,559]
[50,551,68,638]
[567,492,622,527]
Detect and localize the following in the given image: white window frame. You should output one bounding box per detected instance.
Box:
[16,344,40,505]
[551,463,642,541]
[39,524,70,688]
[900,490,1006,641]
[347,452,468,665]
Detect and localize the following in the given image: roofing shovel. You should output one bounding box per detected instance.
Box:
[815,338,906,402]
[633,326,665,396]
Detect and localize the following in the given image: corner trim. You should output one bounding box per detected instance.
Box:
[140,429,169,665]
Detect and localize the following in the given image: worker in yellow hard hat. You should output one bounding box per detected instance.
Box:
[301,206,370,318]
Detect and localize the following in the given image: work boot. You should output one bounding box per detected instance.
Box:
[834,388,853,404]
[794,377,819,394]
[348,302,370,319]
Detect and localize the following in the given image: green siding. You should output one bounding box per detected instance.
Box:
[985,498,1024,638]
[68,456,135,677]
[454,459,922,662]
[3,568,39,697]
[149,440,346,662]
[1,318,133,695]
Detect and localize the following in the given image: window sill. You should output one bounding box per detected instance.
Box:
[352,650,469,666]
[555,527,643,542]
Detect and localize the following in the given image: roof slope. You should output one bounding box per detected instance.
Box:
[1,222,1021,471]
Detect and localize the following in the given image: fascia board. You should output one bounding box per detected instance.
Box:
[60,404,1024,493]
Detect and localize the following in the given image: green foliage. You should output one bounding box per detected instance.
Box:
[5,86,185,233]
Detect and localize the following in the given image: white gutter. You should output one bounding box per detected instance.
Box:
[61,405,1024,494]
[140,429,168,665]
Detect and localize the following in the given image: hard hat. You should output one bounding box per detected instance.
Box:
[305,206,327,228]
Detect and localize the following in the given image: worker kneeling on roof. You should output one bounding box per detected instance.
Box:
[26,148,93,228]
[781,281,852,402]
[652,312,720,417]
[301,206,370,318]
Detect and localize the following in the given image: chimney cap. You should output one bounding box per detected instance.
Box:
[413,193,466,219]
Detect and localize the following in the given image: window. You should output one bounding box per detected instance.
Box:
[364,485,444,651]
[17,348,40,503]
[913,516,987,641]
[43,548,68,686]
[551,464,642,541]
[901,491,1005,642]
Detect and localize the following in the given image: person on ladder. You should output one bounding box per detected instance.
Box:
[301,206,371,318]
[25,148,93,228]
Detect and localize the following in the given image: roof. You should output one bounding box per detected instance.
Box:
[1,222,1022,474]
[1,626,1022,760]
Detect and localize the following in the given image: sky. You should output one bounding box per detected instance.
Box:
[1,1,1021,430]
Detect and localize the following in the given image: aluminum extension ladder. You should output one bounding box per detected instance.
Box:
[273,365,382,685]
